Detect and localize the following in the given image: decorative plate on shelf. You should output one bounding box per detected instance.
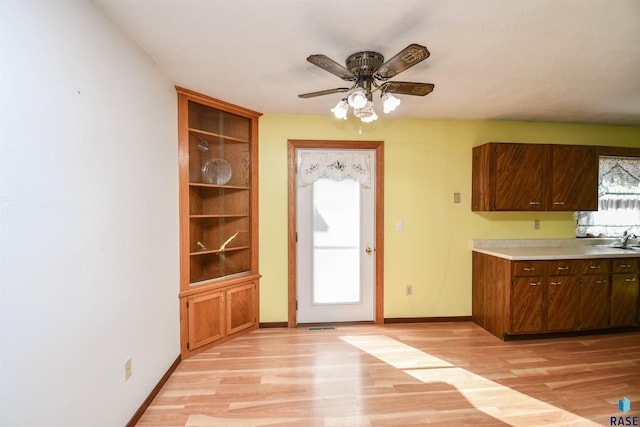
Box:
[202,158,232,185]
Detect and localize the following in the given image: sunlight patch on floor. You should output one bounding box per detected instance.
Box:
[340,335,600,427]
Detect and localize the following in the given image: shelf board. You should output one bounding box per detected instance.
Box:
[189,214,249,219]
[184,272,260,292]
[190,245,251,256]
[189,127,249,144]
[189,183,251,190]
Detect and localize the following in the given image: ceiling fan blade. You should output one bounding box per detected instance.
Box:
[381,81,435,96]
[375,44,430,79]
[298,87,351,98]
[307,55,356,81]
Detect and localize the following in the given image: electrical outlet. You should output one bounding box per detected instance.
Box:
[124,358,132,381]
[406,285,413,296]
[453,192,461,203]
[534,219,540,230]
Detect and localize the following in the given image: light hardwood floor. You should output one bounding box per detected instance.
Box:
[137,323,639,426]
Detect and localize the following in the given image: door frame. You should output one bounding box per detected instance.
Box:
[287,139,384,327]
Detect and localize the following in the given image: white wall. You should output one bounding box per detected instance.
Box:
[0,1,179,425]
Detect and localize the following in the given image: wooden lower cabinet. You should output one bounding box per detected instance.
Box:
[611,275,639,326]
[181,279,259,358]
[547,275,579,331]
[227,282,258,335]
[186,290,226,350]
[611,258,639,327]
[580,275,611,329]
[473,252,639,339]
[512,276,544,333]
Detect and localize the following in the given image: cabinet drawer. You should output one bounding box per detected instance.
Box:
[612,259,638,274]
[581,259,611,275]
[547,260,579,275]
[513,261,546,276]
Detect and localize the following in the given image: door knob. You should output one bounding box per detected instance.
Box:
[365,247,374,255]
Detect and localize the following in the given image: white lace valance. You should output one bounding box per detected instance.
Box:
[298,152,372,188]
[576,156,640,237]
[599,195,640,210]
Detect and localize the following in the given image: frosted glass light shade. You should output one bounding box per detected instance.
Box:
[347,88,367,109]
[331,99,349,119]
[382,93,401,113]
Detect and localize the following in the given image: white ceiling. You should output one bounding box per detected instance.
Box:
[94,0,640,126]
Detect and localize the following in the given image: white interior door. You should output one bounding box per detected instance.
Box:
[296,149,376,323]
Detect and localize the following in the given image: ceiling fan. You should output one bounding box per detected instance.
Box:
[298,43,434,122]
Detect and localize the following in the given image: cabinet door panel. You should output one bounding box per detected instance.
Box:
[580,275,610,329]
[495,144,546,210]
[611,275,639,327]
[547,276,579,331]
[227,282,256,335]
[550,145,598,211]
[187,291,225,350]
[512,277,544,333]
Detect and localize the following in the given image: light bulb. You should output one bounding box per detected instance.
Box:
[347,87,367,109]
[331,99,348,120]
[382,92,401,113]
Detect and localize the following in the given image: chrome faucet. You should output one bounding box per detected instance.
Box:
[620,229,637,247]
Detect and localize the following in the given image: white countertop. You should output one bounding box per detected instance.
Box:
[473,238,640,260]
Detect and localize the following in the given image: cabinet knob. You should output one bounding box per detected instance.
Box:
[625,277,637,282]
[589,265,601,269]
[550,281,562,286]
[523,267,535,271]
[553,201,565,205]
[557,266,569,271]
[529,282,541,286]
[529,201,541,206]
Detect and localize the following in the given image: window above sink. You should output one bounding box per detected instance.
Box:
[576,155,640,238]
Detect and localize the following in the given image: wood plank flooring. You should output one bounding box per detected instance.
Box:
[136,323,640,426]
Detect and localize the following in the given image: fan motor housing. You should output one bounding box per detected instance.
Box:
[346,51,384,77]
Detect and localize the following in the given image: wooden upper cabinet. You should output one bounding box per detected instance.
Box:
[472,142,598,211]
[550,145,598,211]
[495,143,547,210]
[177,87,261,289]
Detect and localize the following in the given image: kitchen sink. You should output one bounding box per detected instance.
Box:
[592,244,640,250]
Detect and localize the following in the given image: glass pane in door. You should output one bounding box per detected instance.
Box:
[312,178,360,304]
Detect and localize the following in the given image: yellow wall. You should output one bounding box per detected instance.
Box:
[258,115,640,322]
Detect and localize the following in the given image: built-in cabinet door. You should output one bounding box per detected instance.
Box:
[472,142,599,212]
[611,274,639,327]
[187,290,226,351]
[550,145,598,211]
[580,275,611,329]
[226,282,257,335]
[547,275,579,331]
[512,277,544,333]
[495,144,546,210]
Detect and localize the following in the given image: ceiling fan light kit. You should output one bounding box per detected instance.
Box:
[299,44,434,122]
